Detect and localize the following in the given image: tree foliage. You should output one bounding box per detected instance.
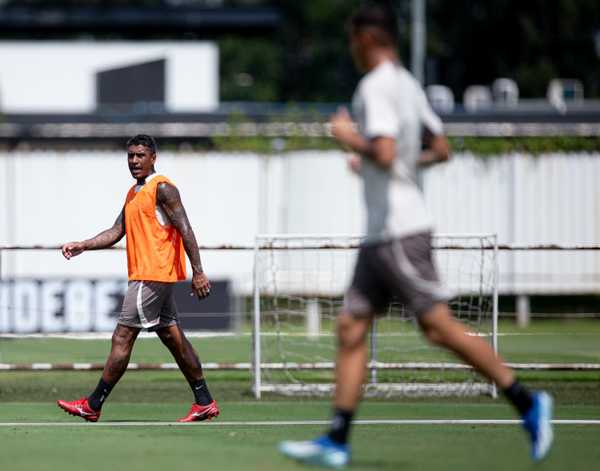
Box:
[426,0,600,98]
[220,0,600,101]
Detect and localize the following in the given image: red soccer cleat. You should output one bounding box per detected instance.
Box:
[177,400,220,422]
[57,397,101,422]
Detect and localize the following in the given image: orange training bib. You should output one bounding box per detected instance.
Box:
[124,175,186,282]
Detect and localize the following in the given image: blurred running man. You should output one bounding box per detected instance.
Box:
[57,134,219,423]
[279,4,552,468]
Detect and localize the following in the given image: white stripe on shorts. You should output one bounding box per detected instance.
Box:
[136,282,160,329]
[390,239,453,300]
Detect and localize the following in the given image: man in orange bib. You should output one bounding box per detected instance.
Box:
[57,134,219,423]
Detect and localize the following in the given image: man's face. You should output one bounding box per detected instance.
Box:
[127,144,156,180]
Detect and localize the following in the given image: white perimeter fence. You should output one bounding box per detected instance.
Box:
[0,150,599,296]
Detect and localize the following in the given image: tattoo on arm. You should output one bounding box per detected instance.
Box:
[83,209,126,250]
[157,183,203,273]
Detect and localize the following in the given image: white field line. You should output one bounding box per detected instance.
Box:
[1,331,598,340]
[2,362,599,371]
[0,332,240,340]
[0,419,598,427]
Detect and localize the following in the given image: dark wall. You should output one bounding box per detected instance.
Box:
[96,59,166,111]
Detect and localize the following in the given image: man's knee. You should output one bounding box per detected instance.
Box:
[112,325,137,344]
[419,322,445,346]
[417,303,454,347]
[157,326,187,354]
[156,327,177,348]
[336,314,369,350]
[111,326,138,351]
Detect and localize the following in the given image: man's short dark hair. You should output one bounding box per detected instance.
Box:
[349,2,399,45]
[126,134,158,153]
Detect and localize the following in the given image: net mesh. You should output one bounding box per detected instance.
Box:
[253,234,497,397]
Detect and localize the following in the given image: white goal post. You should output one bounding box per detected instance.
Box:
[252,233,499,399]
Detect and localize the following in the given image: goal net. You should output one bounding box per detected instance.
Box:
[252,233,498,398]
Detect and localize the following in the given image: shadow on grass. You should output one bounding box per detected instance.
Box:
[351,458,412,470]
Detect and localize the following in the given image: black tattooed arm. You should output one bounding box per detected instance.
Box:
[157,182,211,299]
[62,209,125,259]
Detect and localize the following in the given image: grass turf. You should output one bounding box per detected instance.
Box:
[0,401,598,471]
[1,319,599,365]
[1,319,598,470]
[1,370,599,404]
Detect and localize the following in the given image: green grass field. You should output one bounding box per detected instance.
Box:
[2,319,599,365]
[1,319,598,470]
[0,400,598,471]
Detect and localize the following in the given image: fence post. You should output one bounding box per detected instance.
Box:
[370,317,377,385]
[491,235,499,398]
[306,298,321,339]
[252,239,262,399]
[516,294,531,327]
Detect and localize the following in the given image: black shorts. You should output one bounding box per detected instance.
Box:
[343,232,451,318]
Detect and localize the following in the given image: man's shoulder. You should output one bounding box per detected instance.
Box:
[151,173,173,183]
[152,174,178,190]
[357,68,384,93]
[358,62,407,97]
[156,178,182,204]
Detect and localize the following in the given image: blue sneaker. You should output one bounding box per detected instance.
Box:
[522,391,554,461]
[279,436,350,469]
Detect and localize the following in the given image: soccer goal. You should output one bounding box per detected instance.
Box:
[252,233,499,399]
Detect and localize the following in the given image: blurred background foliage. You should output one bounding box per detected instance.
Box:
[3,0,598,101]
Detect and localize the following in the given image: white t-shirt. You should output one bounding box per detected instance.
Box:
[352,60,443,241]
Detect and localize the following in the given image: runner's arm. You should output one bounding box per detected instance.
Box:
[418,127,450,168]
[330,108,395,169]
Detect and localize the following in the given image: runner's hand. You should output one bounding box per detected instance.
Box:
[329,107,357,146]
[347,153,362,174]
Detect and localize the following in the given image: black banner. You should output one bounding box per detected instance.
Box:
[0,279,232,333]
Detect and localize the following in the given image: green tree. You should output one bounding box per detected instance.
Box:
[427,0,600,98]
[219,36,283,101]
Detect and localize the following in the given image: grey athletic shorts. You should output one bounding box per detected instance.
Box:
[343,232,451,318]
[118,281,178,331]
